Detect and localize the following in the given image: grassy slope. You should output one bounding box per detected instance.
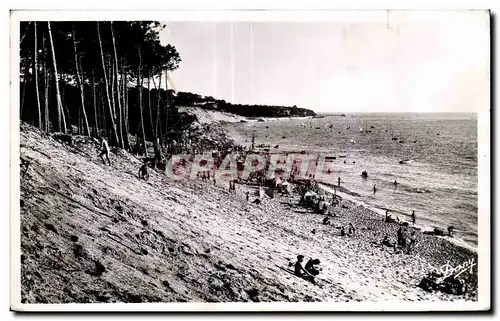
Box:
[19,123,476,304]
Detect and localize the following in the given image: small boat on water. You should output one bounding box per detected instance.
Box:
[325,156,337,162]
[350,138,355,144]
[399,159,414,164]
[339,155,346,158]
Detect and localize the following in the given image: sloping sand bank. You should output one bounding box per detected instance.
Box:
[19,123,477,304]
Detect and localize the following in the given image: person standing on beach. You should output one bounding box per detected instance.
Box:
[407,231,417,254]
[397,226,403,247]
[246,191,250,202]
[338,177,341,186]
[373,185,377,195]
[411,210,416,225]
[98,136,111,166]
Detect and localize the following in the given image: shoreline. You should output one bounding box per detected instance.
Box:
[316,181,478,254]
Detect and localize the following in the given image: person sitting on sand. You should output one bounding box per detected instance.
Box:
[411,210,416,225]
[385,210,396,223]
[305,258,321,277]
[381,235,394,247]
[348,223,356,236]
[138,162,149,181]
[98,136,111,166]
[294,255,315,283]
[340,226,346,237]
[447,226,454,237]
[252,198,261,205]
[322,216,331,225]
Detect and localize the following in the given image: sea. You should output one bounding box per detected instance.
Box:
[226,113,478,249]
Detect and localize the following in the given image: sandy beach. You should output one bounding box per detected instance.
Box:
[19,122,477,303]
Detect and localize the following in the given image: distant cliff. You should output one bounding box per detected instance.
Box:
[173,91,317,118]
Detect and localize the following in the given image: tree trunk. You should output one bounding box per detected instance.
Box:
[107,57,116,121]
[124,73,129,134]
[91,71,99,137]
[137,47,147,157]
[110,22,124,149]
[147,72,157,151]
[97,22,119,145]
[153,71,163,151]
[157,79,164,153]
[99,90,106,134]
[61,85,72,134]
[121,65,130,150]
[71,25,90,136]
[47,21,66,133]
[110,62,122,147]
[34,22,42,129]
[165,70,169,149]
[43,36,50,132]
[20,61,28,120]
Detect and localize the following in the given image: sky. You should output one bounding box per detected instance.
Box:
[159,11,489,113]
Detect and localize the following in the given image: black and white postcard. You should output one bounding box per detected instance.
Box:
[10,10,491,312]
